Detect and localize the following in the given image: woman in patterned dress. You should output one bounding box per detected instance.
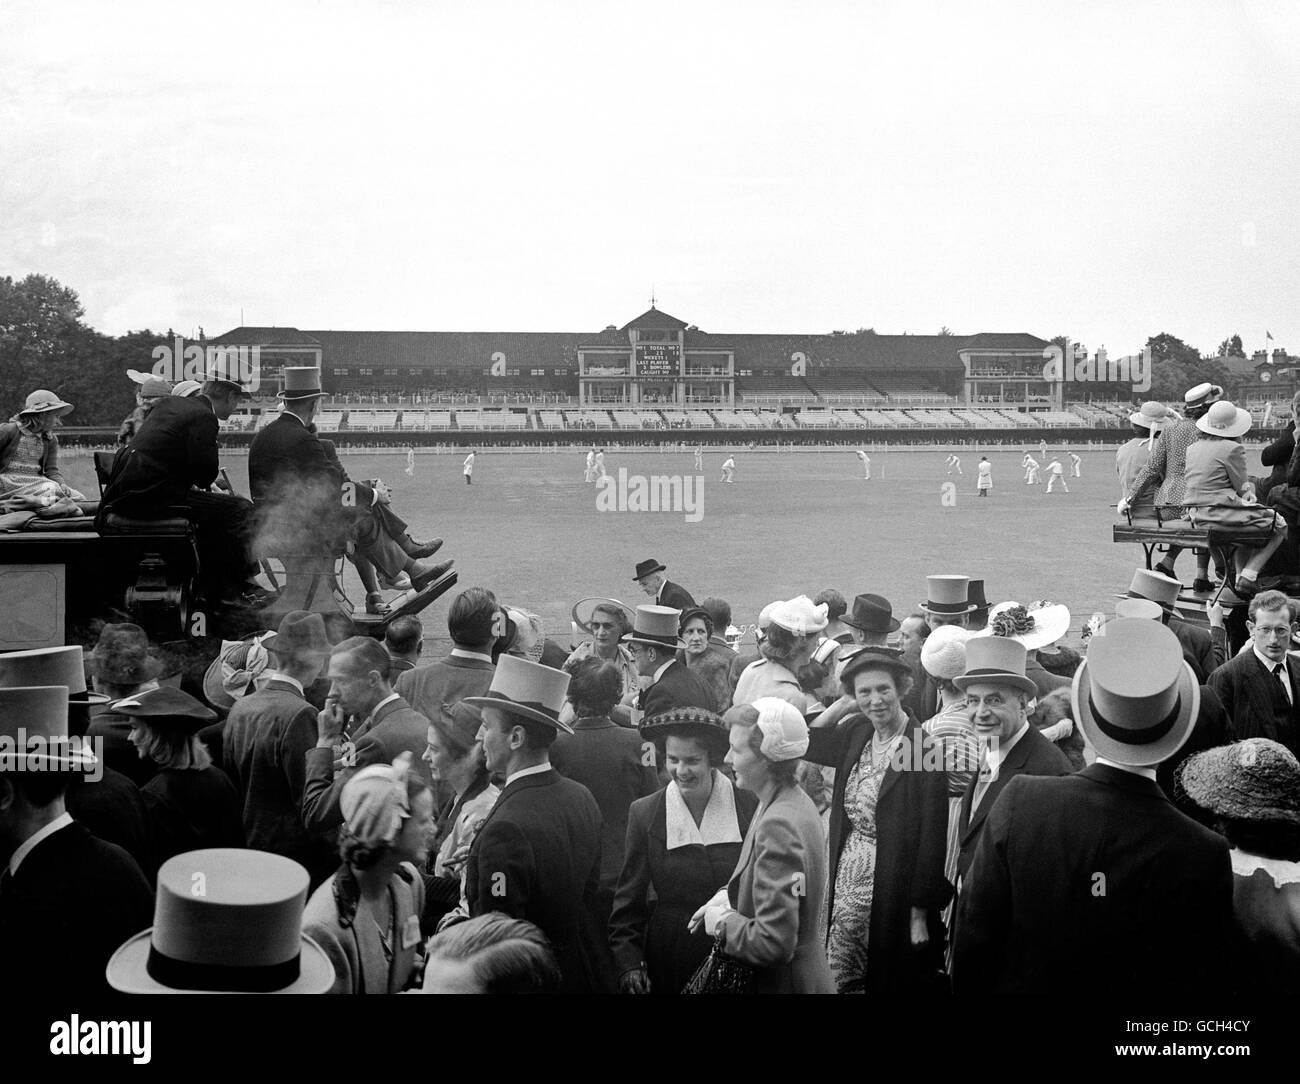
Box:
[806,649,951,993]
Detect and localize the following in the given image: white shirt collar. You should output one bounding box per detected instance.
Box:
[368,692,400,719]
[987,721,1029,770]
[450,648,494,663]
[9,812,73,876]
[1095,756,1158,781]
[650,658,674,685]
[265,671,305,695]
[1231,848,1300,886]
[665,773,743,850]
[282,410,309,428]
[1252,645,1289,673]
[505,762,552,788]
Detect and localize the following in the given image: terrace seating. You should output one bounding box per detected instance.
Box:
[372,411,399,429]
[455,411,481,429]
[347,411,376,430]
[429,411,453,429]
[537,410,565,429]
[316,412,343,433]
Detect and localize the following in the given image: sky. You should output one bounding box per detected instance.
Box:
[3,0,1299,358]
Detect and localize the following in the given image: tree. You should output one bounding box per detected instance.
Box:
[1145,332,1202,368]
[1216,334,1245,358]
[938,326,954,336]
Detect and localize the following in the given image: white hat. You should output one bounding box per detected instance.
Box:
[976,600,1071,651]
[1184,382,1223,406]
[920,625,972,681]
[752,697,809,761]
[769,596,829,637]
[1195,400,1252,440]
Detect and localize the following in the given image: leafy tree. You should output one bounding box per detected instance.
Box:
[1216,334,1245,358]
[938,326,954,336]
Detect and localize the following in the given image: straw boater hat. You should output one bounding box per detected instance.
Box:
[1121,568,1181,611]
[1071,618,1198,767]
[203,633,275,711]
[18,389,74,418]
[1129,401,1171,431]
[632,559,667,583]
[0,686,97,770]
[621,605,683,651]
[841,594,900,634]
[571,597,634,635]
[111,686,218,734]
[952,636,1038,697]
[975,600,1071,652]
[0,645,110,705]
[462,654,574,734]
[921,574,977,616]
[640,705,730,760]
[1195,400,1252,440]
[277,367,325,401]
[106,849,335,994]
[173,379,203,397]
[1184,382,1224,409]
[1178,739,1300,827]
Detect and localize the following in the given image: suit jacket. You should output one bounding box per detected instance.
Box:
[302,863,426,994]
[464,768,612,993]
[549,716,660,894]
[639,659,715,717]
[1170,615,1223,684]
[952,764,1234,997]
[1207,649,1300,757]
[0,821,153,995]
[717,780,836,994]
[395,653,496,725]
[956,724,1072,882]
[98,395,219,519]
[301,695,434,833]
[223,678,336,884]
[656,580,695,611]
[805,716,952,993]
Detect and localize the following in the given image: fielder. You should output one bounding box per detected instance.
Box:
[585,447,596,483]
[1023,454,1041,485]
[694,447,704,471]
[463,449,476,486]
[856,449,871,479]
[946,453,962,475]
[1068,451,1082,478]
[1046,457,1069,493]
[721,455,736,484]
[595,448,607,479]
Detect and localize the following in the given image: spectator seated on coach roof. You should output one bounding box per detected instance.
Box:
[0,389,88,514]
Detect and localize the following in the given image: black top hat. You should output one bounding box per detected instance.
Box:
[632,559,667,582]
[841,593,900,634]
[967,579,989,612]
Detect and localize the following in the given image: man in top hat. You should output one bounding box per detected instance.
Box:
[82,623,166,786]
[0,686,154,995]
[301,636,434,833]
[98,359,261,605]
[247,367,451,598]
[1120,382,1224,592]
[624,605,714,722]
[223,610,337,887]
[1124,567,1223,682]
[0,646,155,879]
[951,637,1071,885]
[965,580,990,633]
[462,656,613,993]
[633,559,695,612]
[952,619,1234,997]
[1206,590,1300,758]
[921,574,976,632]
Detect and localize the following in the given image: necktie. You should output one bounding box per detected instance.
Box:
[971,751,995,813]
[1274,664,1293,707]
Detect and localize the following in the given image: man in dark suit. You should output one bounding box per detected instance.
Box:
[247,366,450,593]
[633,558,695,612]
[952,637,1072,884]
[302,637,433,832]
[623,605,714,720]
[97,367,258,602]
[223,610,336,887]
[0,687,154,996]
[384,616,423,675]
[462,656,613,993]
[952,619,1234,997]
[1207,590,1300,757]
[396,587,499,722]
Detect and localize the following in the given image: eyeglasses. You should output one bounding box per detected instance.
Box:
[1252,626,1292,638]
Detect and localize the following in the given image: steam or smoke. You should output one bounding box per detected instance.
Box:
[250,475,348,563]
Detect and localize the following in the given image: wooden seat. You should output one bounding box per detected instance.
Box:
[1114,516,1274,605]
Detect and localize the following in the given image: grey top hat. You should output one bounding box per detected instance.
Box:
[621,605,683,650]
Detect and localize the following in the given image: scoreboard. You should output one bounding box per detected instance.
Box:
[635,344,680,378]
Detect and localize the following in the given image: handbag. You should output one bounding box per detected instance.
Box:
[682,931,756,995]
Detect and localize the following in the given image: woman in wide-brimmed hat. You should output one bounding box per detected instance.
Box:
[609,706,759,994]
[302,752,434,994]
[0,388,87,509]
[974,600,1073,700]
[114,686,244,868]
[563,597,639,726]
[1182,399,1287,599]
[805,647,951,994]
[1178,738,1300,994]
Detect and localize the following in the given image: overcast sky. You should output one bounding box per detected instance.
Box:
[3,0,1298,357]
